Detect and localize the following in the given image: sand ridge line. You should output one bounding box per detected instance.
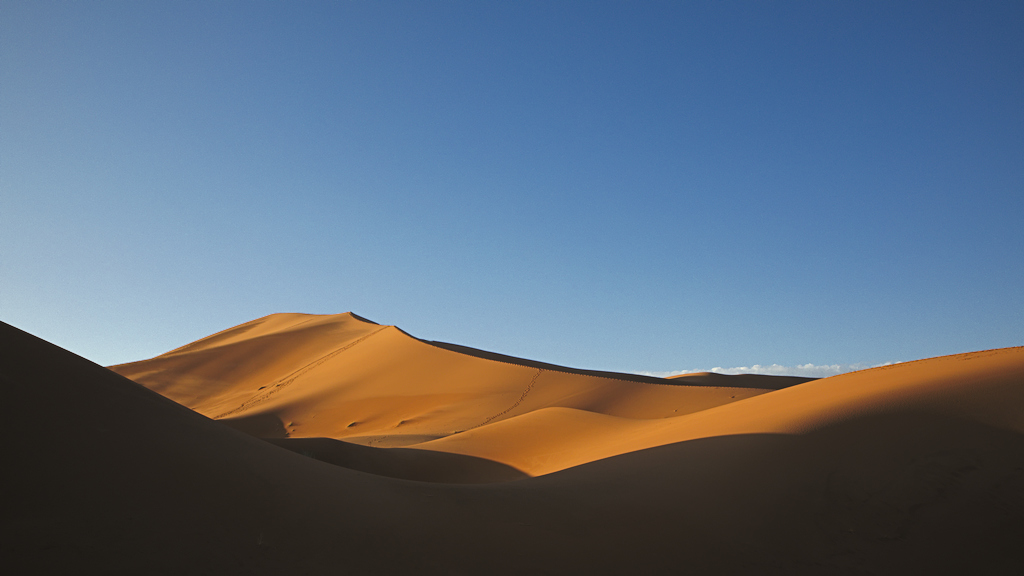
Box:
[475,368,544,430]
[419,338,774,390]
[551,345,1020,389]
[155,319,266,358]
[215,325,389,418]
[401,327,779,390]
[450,352,774,392]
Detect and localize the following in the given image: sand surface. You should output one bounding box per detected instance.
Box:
[5,313,1024,574]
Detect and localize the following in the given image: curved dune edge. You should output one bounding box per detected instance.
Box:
[416,338,801,389]
[6,320,1024,574]
[265,437,527,483]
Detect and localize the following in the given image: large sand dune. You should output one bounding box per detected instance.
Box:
[5,314,1024,574]
[111,313,791,450]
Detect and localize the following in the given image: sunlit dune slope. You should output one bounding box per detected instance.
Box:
[6,320,1024,574]
[111,312,790,446]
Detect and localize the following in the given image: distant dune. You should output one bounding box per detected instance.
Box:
[5,313,1024,574]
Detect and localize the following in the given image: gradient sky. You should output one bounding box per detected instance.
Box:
[2,1,1022,376]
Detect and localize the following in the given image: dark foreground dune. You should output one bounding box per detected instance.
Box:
[4,316,1024,574]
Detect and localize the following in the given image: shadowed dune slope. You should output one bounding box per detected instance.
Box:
[5,320,1024,574]
[111,312,791,446]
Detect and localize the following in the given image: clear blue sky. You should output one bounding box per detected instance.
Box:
[2,1,1022,375]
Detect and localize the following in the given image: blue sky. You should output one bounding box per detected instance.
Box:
[2,1,1022,375]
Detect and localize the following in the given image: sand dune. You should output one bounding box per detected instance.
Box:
[111,312,789,447]
[6,315,1024,574]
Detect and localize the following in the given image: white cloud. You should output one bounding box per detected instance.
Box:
[637,361,900,379]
